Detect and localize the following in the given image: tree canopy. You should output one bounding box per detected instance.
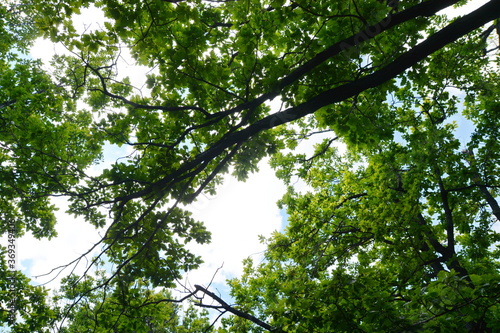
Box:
[1,0,500,331]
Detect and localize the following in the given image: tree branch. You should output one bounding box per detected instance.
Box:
[215,0,464,119]
[194,284,284,332]
[462,149,500,221]
[122,0,499,204]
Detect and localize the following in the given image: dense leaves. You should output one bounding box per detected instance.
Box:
[229,11,500,331]
[1,0,500,331]
[0,248,56,332]
[1,2,102,239]
[55,272,214,332]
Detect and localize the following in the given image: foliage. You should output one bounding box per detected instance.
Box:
[54,272,214,332]
[1,1,103,239]
[229,12,500,332]
[1,0,500,331]
[0,247,57,332]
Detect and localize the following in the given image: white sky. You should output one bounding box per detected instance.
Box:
[1,0,494,324]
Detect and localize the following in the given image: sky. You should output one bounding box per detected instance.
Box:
[1,0,493,326]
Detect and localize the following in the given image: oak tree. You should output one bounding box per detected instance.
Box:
[1,0,500,331]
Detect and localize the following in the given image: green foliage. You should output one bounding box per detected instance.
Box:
[0,247,57,332]
[1,0,500,331]
[0,3,102,239]
[229,24,500,331]
[55,272,214,332]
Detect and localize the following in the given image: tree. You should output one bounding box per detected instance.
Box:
[2,0,500,331]
[226,6,500,331]
[230,82,500,330]
[1,1,102,239]
[0,251,57,332]
[54,271,214,332]
[1,2,100,331]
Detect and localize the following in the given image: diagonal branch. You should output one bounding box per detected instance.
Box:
[214,0,464,119]
[462,150,500,221]
[117,0,500,205]
[194,284,285,332]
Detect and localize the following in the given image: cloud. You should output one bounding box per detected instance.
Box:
[17,197,103,289]
[440,0,488,18]
[184,158,286,287]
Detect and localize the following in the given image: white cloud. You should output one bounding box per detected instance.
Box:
[184,159,286,286]
[441,0,489,18]
[17,197,104,289]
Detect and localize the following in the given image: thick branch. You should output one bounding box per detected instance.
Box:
[434,168,456,256]
[275,0,462,91]
[116,0,500,206]
[217,0,464,118]
[416,213,447,256]
[0,99,16,109]
[463,150,500,221]
[477,184,500,221]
